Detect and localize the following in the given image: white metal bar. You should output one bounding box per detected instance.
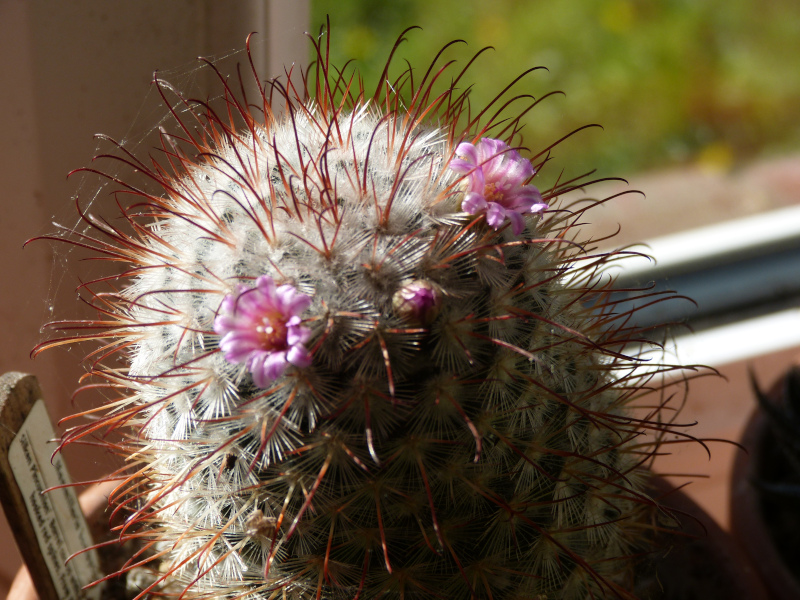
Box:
[666,307,800,369]
[606,204,800,278]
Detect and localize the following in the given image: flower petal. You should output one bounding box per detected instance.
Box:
[277,285,312,315]
[286,321,312,346]
[286,344,312,368]
[485,203,507,229]
[455,141,478,164]
[506,210,525,236]
[462,192,488,215]
[248,351,289,387]
[448,157,475,174]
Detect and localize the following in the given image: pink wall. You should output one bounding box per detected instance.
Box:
[0,1,308,592]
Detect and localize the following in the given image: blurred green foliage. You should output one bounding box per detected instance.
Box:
[311,0,800,177]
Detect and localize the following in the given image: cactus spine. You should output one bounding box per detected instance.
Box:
[43,29,691,600]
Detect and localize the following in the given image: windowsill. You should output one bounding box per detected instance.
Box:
[570,154,800,529]
[566,153,800,249]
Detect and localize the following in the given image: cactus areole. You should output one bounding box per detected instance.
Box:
[39,27,694,600]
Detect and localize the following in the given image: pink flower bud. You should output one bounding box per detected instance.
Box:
[392,280,441,325]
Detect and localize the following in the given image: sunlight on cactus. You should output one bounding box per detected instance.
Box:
[36,25,699,600]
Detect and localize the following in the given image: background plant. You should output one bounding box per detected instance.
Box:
[313,0,800,177]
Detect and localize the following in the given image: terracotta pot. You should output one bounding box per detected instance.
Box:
[730,369,800,600]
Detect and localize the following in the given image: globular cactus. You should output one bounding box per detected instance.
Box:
[41,28,692,600]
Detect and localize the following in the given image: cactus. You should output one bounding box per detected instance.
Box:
[40,28,693,600]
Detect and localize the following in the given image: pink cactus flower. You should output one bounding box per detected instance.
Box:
[214,276,312,386]
[449,138,547,235]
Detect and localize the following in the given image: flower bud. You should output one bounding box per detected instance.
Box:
[392,279,441,325]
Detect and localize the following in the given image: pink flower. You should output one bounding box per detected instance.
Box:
[214,276,312,387]
[449,138,547,235]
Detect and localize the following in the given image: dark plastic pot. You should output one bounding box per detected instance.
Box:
[730,370,800,600]
[636,475,768,600]
[10,476,766,599]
